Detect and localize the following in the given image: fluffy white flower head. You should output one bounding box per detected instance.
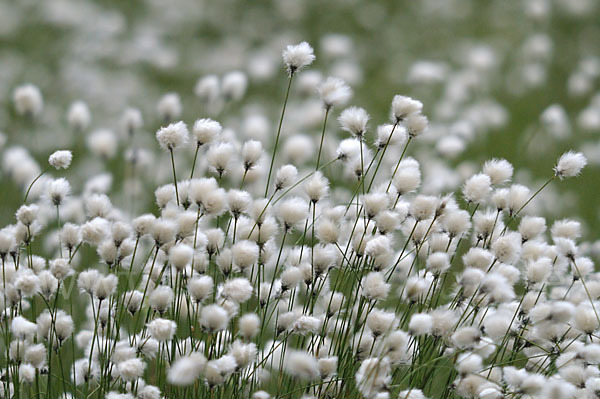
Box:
[156,121,189,151]
[49,150,73,170]
[282,41,315,76]
[554,150,587,179]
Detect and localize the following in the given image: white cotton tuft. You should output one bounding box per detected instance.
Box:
[242,140,263,171]
[463,173,491,203]
[408,313,433,336]
[147,318,177,341]
[355,357,390,398]
[149,285,174,314]
[67,101,91,131]
[390,95,422,122]
[46,177,71,206]
[207,142,234,177]
[222,278,253,303]
[167,353,207,386]
[117,358,146,381]
[156,121,189,151]
[519,216,546,242]
[188,275,213,303]
[275,164,298,190]
[238,313,260,340]
[304,171,329,203]
[554,150,587,179]
[192,118,222,146]
[232,240,259,271]
[282,41,315,76]
[277,197,308,231]
[120,107,143,134]
[483,158,513,185]
[222,71,248,101]
[157,93,182,121]
[14,84,43,117]
[284,351,319,381]
[200,304,230,333]
[195,75,220,104]
[339,106,369,138]
[49,150,72,169]
[404,113,428,138]
[318,77,352,109]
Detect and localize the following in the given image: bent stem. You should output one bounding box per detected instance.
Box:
[265,73,295,197]
[23,165,50,203]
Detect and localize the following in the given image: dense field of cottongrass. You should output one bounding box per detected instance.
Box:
[1,38,599,399]
[1,1,600,399]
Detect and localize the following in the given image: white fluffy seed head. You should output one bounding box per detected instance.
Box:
[222,278,253,303]
[551,219,581,240]
[366,309,397,337]
[147,318,177,341]
[285,351,319,381]
[120,107,143,134]
[16,204,38,226]
[318,77,352,109]
[207,142,234,177]
[149,285,174,314]
[238,313,260,340]
[193,118,222,146]
[404,113,428,138]
[410,195,437,221]
[222,71,248,102]
[13,84,43,117]
[426,252,451,275]
[507,184,530,215]
[188,275,213,303]
[463,173,491,203]
[339,107,369,137]
[11,316,37,340]
[157,93,182,121]
[87,129,117,159]
[375,123,407,149]
[277,197,308,231]
[169,244,194,270]
[93,274,118,300]
[491,232,522,264]
[47,177,71,206]
[519,216,546,242]
[195,75,220,103]
[67,101,91,131]
[408,313,433,336]
[554,150,587,179]
[304,171,329,203]
[282,41,315,76]
[483,158,513,185]
[392,164,421,196]
[167,353,206,386]
[281,267,302,291]
[232,240,259,271]
[361,272,390,301]
[200,304,230,333]
[275,165,298,190]
[156,121,189,151]
[391,95,422,122]
[49,150,72,170]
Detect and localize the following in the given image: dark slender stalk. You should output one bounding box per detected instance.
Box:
[170,148,180,206]
[316,107,331,170]
[265,74,294,196]
[24,165,50,202]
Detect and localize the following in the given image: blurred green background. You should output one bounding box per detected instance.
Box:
[0,0,598,239]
